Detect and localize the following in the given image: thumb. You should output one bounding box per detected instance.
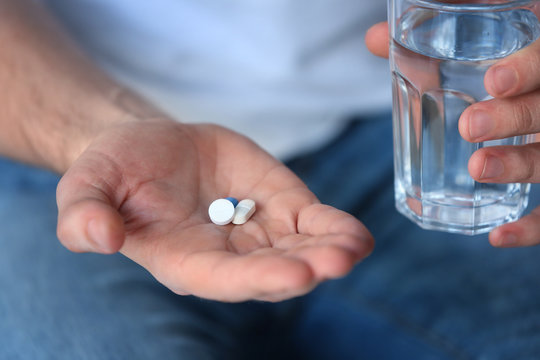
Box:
[365,21,390,59]
[56,166,125,254]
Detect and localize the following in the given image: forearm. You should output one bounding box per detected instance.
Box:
[0,0,162,173]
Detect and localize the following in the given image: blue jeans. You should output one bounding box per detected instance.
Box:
[1,116,539,359]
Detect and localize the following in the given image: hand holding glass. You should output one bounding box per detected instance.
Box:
[389,0,540,234]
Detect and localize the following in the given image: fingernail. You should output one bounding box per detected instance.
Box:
[87,219,105,251]
[492,66,517,95]
[469,110,494,140]
[499,233,518,247]
[480,156,504,179]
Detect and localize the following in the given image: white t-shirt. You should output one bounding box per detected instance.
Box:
[43,0,391,159]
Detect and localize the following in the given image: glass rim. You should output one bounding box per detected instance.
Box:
[412,0,538,11]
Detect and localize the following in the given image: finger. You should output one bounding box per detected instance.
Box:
[255,286,319,302]
[284,238,360,280]
[276,232,369,260]
[485,38,540,98]
[56,167,125,254]
[167,250,316,302]
[297,203,374,257]
[459,93,540,142]
[365,21,390,59]
[489,207,540,247]
[468,142,540,183]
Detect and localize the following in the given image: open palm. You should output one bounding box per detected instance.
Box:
[56,120,373,302]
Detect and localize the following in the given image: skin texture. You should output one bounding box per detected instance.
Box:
[0,0,373,302]
[56,120,374,301]
[365,19,540,248]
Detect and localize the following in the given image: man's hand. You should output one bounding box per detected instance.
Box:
[366,21,540,247]
[0,0,373,303]
[458,39,540,247]
[56,119,374,302]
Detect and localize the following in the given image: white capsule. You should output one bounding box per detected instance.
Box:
[208,198,236,225]
[232,199,256,225]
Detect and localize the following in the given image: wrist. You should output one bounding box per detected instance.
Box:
[0,0,171,174]
[26,86,168,174]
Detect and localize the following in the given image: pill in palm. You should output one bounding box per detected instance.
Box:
[208,198,238,225]
[232,199,256,225]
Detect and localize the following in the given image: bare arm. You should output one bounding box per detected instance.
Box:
[0,0,374,302]
[0,0,157,173]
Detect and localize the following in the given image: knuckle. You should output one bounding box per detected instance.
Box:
[527,50,540,82]
[532,146,540,180]
[520,147,538,181]
[511,101,535,134]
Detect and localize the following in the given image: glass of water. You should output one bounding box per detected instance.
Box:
[389,0,540,235]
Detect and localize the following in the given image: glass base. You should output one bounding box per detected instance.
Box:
[395,189,530,236]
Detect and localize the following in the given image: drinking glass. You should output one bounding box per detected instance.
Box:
[389,0,540,234]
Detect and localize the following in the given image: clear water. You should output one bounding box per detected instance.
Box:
[391,6,540,234]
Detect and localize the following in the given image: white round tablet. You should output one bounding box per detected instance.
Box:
[208,199,236,225]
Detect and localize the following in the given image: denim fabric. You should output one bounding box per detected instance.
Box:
[0,162,294,360]
[286,116,540,360]
[1,116,539,359]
